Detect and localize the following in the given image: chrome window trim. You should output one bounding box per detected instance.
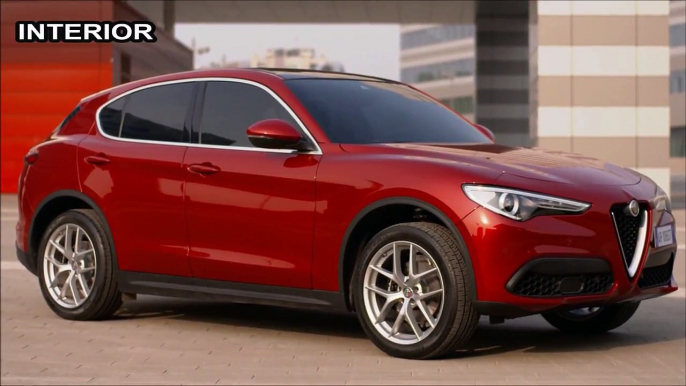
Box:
[95,77,323,155]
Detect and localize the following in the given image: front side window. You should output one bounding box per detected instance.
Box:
[198,81,298,147]
[286,79,489,145]
[120,83,194,143]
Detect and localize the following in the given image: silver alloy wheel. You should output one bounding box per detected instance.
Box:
[562,307,602,320]
[43,223,97,309]
[362,241,445,345]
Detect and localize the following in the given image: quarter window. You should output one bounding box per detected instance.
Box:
[53,104,81,135]
[199,81,298,147]
[120,83,194,143]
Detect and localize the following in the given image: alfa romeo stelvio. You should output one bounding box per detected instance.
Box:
[16,69,678,359]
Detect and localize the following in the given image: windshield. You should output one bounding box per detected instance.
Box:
[286,79,490,145]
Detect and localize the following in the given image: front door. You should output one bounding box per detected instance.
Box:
[183,80,320,288]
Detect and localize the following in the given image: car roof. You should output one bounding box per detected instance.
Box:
[82,68,401,104]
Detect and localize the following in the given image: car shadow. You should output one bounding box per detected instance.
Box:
[114,294,685,358]
[115,297,365,339]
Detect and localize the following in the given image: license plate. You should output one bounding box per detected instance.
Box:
[654,225,674,248]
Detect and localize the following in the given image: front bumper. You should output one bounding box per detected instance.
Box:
[462,198,678,318]
[472,254,677,318]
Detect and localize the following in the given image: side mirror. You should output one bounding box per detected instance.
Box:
[474,124,495,143]
[246,119,313,151]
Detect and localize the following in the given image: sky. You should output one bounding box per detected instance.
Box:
[175,23,400,80]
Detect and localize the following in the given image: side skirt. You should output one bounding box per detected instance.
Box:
[117,271,349,313]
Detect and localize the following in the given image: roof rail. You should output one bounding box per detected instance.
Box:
[255,67,401,84]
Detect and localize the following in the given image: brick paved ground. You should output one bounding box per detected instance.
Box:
[2,195,684,385]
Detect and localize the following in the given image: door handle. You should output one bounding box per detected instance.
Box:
[187,163,220,175]
[84,154,110,165]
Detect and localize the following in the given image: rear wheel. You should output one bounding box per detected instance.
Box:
[38,209,122,320]
[352,222,478,359]
[542,302,640,334]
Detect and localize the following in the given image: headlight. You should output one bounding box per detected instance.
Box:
[462,185,591,221]
[652,186,671,212]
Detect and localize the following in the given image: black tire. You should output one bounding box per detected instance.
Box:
[542,302,640,334]
[37,209,122,320]
[352,222,479,359]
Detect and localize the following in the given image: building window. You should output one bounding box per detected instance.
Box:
[401,25,475,50]
[672,126,686,158]
[670,23,685,47]
[670,69,686,94]
[439,96,474,115]
[452,96,474,114]
[401,58,475,83]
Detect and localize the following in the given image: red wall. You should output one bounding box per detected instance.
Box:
[0,0,192,193]
[1,0,113,193]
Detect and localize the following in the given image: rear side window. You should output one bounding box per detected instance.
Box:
[199,81,299,147]
[99,98,126,137]
[120,83,194,143]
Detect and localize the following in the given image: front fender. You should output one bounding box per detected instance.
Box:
[336,195,479,302]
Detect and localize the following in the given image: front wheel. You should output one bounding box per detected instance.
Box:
[542,302,640,334]
[352,222,479,359]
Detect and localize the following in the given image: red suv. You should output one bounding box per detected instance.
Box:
[16,69,678,359]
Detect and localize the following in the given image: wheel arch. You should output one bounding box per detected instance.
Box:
[28,190,118,272]
[338,196,477,310]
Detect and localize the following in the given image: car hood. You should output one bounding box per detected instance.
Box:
[341,143,642,186]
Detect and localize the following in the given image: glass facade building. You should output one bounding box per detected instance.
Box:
[401,25,475,50]
[400,25,476,117]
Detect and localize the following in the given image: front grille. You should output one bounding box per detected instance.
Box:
[639,257,674,289]
[610,204,645,268]
[512,272,613,297]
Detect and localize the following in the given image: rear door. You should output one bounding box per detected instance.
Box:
[79,82,197,277]
[183,80,320,288]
